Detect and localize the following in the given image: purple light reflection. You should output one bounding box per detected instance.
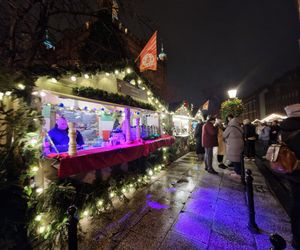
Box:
[164,187,177,193]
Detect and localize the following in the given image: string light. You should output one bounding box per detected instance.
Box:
[36,187,43,194]
[83,210,89,217]
[31,166,39,172]
[5,91,12,96]
[84,74,89,79]
[17,83,26,90]
[126,68,132,74]
[38,226,46,234]
[70,76,76,81]
[50,78,57,83]
[0,92,3,100]
[114,70,119,75]
[109,191,115,198]
[97,200,103,207]
[35,214,42,222]
[39,91,46,97]
[105,72,110,76]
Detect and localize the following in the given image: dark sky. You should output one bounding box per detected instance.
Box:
[123,0,300,108]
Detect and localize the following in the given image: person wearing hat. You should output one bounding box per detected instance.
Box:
[280,103,300,249]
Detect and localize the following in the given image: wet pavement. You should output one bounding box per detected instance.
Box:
[81,152,293,250]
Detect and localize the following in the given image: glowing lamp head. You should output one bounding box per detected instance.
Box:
[228,89,237,99]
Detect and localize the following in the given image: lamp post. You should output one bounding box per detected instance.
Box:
[228,89,237,99]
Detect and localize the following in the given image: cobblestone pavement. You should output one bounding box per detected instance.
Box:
[81,152,293,250]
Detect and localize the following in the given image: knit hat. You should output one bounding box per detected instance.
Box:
[284,103,300,117]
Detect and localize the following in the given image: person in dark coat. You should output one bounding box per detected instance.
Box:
[269,120,280,144]
[280,104,300,250]
[194,120,205,161]
[243,119,257,161]
[202,117,218,174]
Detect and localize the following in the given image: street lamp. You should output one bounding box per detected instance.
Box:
[228,89,237,99]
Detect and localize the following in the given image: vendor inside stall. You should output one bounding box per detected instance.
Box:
[44,116,85,154]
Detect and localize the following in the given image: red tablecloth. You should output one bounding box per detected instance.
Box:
[47,136,175,178]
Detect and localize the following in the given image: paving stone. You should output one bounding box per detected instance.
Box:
[173,211,212,245]
[183,196,216,220]
[208,231,256,250]
[159,230,207,250]
[191,187,220,201]
[116,230,160,250]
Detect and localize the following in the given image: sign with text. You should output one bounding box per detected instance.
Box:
[117,79,148,102]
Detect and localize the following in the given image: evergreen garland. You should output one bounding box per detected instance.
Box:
[73,86,156,111]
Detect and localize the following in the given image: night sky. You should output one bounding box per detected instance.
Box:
[123,0,300,108]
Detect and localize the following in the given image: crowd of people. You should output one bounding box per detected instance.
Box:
[194,103,300,249]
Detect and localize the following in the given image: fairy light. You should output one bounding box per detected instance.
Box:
[70,76,76,81]
[122,188,126,193]
[114,70,119,75]
[0,92,3,100]
[148,170,153,176]
[50,78,57,83]
[35,214,42,222]
[31,91,38,96]
[84,74,89,79]
[17,83,26,90]
[31,166,39,172]
[38,226,46,234]
[5,91,12,96]
[105,72,110,76]
[36,187,43,194]
[39,91,46,97]
[83,210,89,217]
[29,138,38,147]
[147,91,151,96]
[126,68,132,74]
[138,178,142,183]
[97,200,103,207]
[109,191,115,198]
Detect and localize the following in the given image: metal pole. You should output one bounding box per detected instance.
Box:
[245,169,259,233]
[67,205,78,250]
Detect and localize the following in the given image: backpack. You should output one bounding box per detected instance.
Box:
[266,130,300,174]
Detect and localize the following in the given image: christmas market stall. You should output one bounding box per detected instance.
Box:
[169,101,194,157]
[33,66,174,182]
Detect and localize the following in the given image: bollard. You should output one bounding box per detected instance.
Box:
[240,152,246,185]
[245,169,259,233]
[269,233,287,250]
[67,205,79,250]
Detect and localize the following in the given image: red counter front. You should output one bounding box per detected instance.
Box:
[47,136,175,178]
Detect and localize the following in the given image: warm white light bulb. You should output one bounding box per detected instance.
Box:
[71,76,76,81]
[51,78,57,83]
[84,74,89,79]
[39,91,46,97]
[36,187,43,194]
[17,83,26,90]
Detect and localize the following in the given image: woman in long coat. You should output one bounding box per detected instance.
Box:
[215,119,227,169]
[223,117,244,176]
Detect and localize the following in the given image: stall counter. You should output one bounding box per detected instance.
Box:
[46,136,175,178]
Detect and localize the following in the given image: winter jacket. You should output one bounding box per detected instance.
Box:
[223,118,244,162]
[280,117,300,159]
[243,124,257,140]
[195,123,205,154]
[202,122,218,148]
[259,126,271,141]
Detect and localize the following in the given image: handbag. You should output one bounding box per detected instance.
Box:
[266,143,300,174]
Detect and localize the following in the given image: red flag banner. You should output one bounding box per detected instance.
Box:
[136,31,157,72]
[202,100,209,110]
